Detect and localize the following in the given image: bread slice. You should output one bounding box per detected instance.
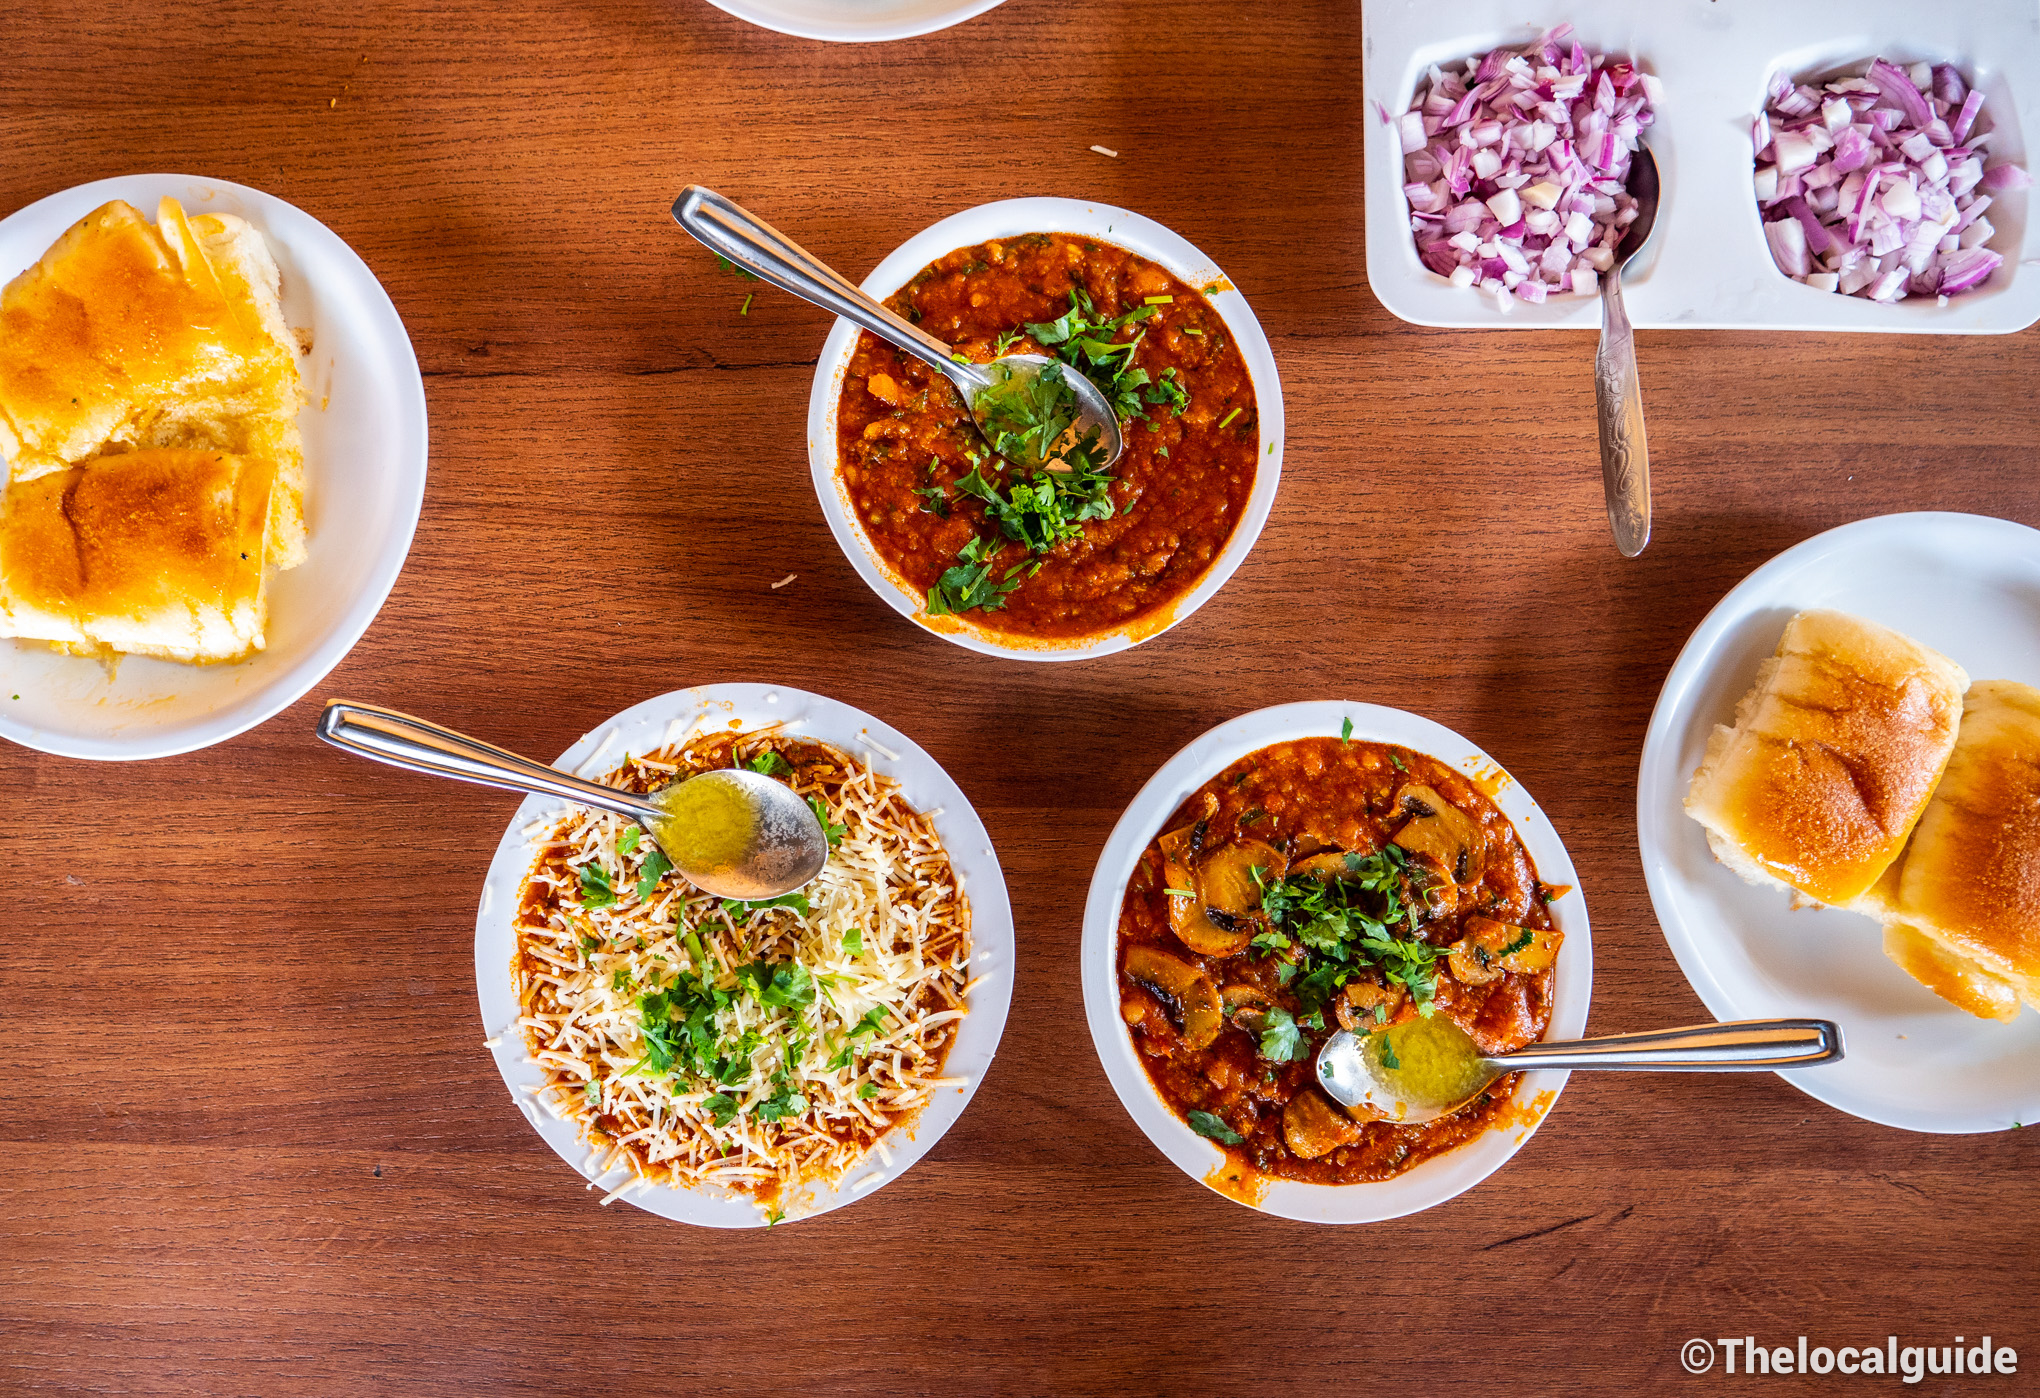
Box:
[0,197,306,568]
[1685,609,1968,907]
[0,448,274,663]
[1858,680,2040,1020]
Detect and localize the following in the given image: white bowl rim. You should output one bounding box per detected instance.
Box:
[805,196,1286,662]
[699,0,1006,42]
[471,681,1017,1227]
[1079,699,1594,1224]
[0,172,428,761]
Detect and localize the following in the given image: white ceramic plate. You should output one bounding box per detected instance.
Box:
[473,683,1016,1227]
[806,197,1285,662]
[1080,701,1593,1224]
[700,0,1003,42]
[1362,0,2037,332]
[0,173,428,761]
[1638,512,2040,1134]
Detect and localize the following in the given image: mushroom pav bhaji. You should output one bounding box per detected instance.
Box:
[1115,736,1566,1185]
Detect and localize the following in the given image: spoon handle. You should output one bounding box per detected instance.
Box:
[1595,267,1651,557]
[316,700,665,821]
[1492,1018,1842,1072]
[671,185,985,392]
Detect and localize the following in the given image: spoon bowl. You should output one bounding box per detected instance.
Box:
[316,700,829,901]
[1316,1014,1843,1125]
[672,185,1125,470]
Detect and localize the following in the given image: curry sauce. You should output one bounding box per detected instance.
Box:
[1115,737,1559,1186]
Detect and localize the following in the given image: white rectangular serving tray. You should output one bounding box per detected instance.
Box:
[1362,0,2039,332]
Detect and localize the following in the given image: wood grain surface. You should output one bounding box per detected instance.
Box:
[4,1,2038,1392]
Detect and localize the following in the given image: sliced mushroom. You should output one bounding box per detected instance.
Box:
[1390,784,1488,887]
[1157,835,1283,956]
[1401,851,1459,921]
[1448,915,1564,986]
[1220,984,1273,1034]
[1334,975,1408,1030]
[1283,1089,1366,1159]
[1123,945,1222,1049]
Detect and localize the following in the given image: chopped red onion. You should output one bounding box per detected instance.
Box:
[1756,58,2026,301]
[1393,24,1656,304]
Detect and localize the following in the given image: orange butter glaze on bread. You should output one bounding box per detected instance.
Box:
[1685,610,1968,906]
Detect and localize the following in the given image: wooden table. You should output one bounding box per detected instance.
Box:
[6,1,2038,1391]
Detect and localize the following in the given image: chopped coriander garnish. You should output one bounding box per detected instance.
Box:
[1187,1109,1244,1144]
[927,535,1023,616]
[747,749,792,777]
[1161,886,1196,898]
[1340,717,1354,744]
[1258,1006,1304,1061]
[1143,295,1174,305]
[703,1092,739,1126]
[1389,751,1407,771]
[806,794,849,847]
[617,827,641,856]
[857,1082,880,1100]
[738,291,753,316]
[714,254,760,282]
[1217,406,1243,431]
[637,847,672,900]
[842,926,864,956]
[1377,1034,1402,1071]
[1182,327,1203,336]
[721,890,811,919]
[577,862,615,908]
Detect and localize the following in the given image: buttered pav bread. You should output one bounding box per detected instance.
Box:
[0,449,274,662]
[0,197,306,568]
[1862,680,2040,1021]
[1685,610,1968,907]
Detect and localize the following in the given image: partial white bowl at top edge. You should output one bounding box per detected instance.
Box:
[473,682,1016,1227]
[1639,512,2040,1135]
[805,197,1285,662]
[1079,700,1594,1225]
[0,173,428,761]
[1361,0,2037,332]
[699,0,1003,42]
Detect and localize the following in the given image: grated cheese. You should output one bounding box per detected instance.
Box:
[514,730,971,1219]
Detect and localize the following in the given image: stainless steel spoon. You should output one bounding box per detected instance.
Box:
[1597,143,1661,558]
[671,185,1125,470]
[316,700,829,902]
[1316,1014,1841,1125]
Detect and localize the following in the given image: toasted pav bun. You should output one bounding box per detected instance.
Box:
[1686,609,1968,906]
[0,448,274,663]
[1861,680,2040,1020]
[0,198,306,568]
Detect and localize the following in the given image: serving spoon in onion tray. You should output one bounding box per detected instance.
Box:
[1315,1013,1842,1125]
[672,185,1125,471]
[317,700,829,901]
[1596,142,1661,558]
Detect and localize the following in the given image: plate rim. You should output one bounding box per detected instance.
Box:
[1636,509,2040,1134]
[470,681,1016,1227]
[0,172,428,761]
[803,195,1286,662]
[1078,699,1594,1224]
[698,0,1007,42]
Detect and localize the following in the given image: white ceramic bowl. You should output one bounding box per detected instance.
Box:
[473,682,1016,1227]
[700,0,1004,42]
[0,174,428,760]
[806,197,1285,661]
[1362,0,2037,332]
[1638,512,2040,1134]
[1080,700,1593,1224]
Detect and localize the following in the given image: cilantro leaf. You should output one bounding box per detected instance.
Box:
[1377,1034,1402,1071]
[636,847,672,901]
[806,794,848,848]
[927,534,1023,616]
[722,890,811,920]
[1340,717,1354,744]
[617,827,640,856]
[577,862,615,908]
[747,750,791,777]
[857,1081,880,1100]
[1258,1006,1305,1062]
[1187,1109,1245,1145]
[702,1092,739,1126]
[842,926,864,956]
